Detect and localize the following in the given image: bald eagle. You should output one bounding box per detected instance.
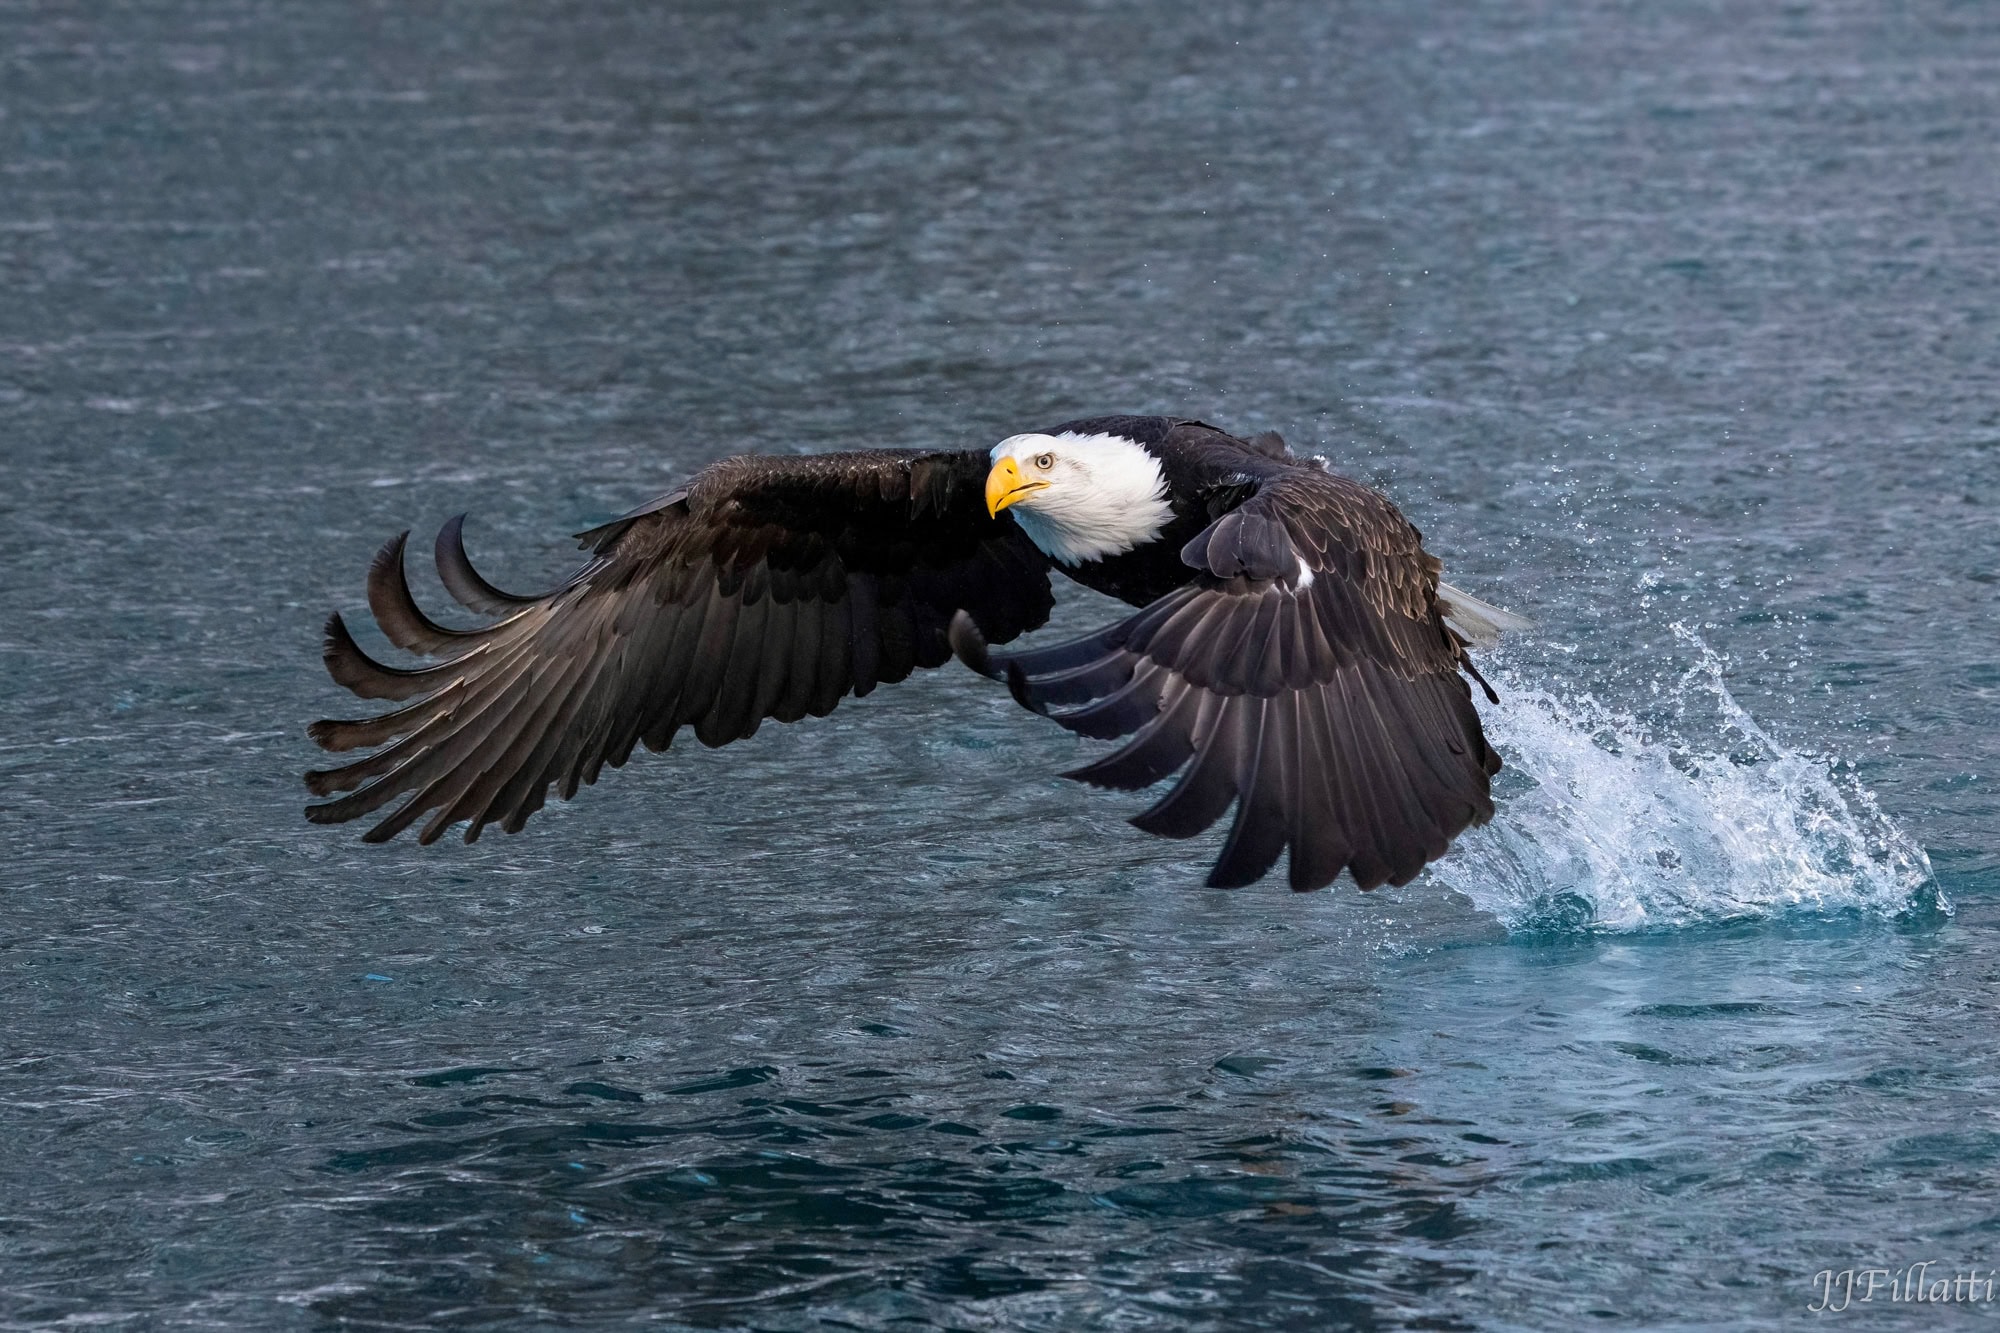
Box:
[304,416,1525,891]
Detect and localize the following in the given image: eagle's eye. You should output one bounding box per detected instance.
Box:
[1033,452,1054,471]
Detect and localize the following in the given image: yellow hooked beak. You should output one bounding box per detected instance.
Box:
[985,456,1049,517]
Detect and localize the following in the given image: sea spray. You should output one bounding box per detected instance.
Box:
[1432,628,1943,933]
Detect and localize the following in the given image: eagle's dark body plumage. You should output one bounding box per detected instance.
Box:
[306,416,1507,891]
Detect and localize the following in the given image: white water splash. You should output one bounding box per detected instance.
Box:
[1435,630,1944,933]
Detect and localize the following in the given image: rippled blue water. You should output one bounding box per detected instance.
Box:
[3,1,1997,1328]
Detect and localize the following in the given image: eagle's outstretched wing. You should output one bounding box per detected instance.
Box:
[954,467,1499,893]
[306,450,1053,844]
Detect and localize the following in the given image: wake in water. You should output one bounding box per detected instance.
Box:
[1433,628,1943,933]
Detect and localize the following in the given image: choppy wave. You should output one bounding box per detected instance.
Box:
[1434,628,1944,933]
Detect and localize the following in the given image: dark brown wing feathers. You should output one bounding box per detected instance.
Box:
[436,513,543,613]
[955,467,1500,893]
[306,449,1054,844]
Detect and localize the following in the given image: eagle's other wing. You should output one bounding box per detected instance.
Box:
[306,449,1053,844]
[954,467,1499,892]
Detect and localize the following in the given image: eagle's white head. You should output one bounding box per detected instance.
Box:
[985,431,1175,566]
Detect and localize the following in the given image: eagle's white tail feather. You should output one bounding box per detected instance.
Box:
[1437,581,1531,649]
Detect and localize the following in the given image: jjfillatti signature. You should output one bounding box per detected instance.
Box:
[1810,1263,1997,1313]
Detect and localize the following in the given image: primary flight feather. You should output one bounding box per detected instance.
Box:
[304,415,1521,891]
